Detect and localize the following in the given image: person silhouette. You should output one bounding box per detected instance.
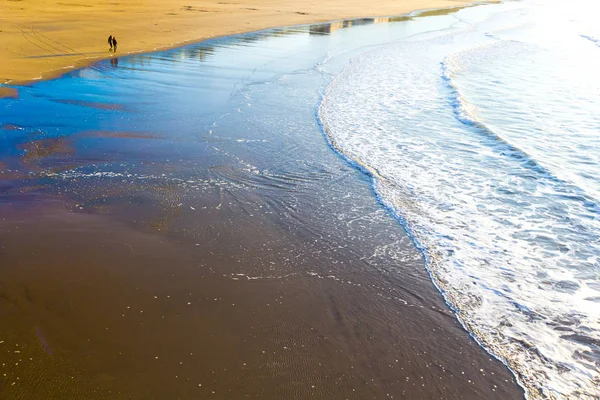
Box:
[112,37,117,52]
[108,35,113,51]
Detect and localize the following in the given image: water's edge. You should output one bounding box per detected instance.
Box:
[315,89,528,398]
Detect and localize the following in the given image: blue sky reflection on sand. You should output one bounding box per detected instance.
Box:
[1,14,461,176]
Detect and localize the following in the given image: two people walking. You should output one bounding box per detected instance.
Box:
[108,35,118,52]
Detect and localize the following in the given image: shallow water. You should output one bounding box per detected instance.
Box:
[320,0,600,398]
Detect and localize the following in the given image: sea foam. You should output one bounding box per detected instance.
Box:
[319,2,600,398]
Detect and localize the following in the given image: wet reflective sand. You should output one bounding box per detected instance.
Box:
[0,13,524,400]
[0,205,523,399]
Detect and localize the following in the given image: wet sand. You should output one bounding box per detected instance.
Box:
[0,13,524,400]
[0,200,523,399]
[0,0,480,86]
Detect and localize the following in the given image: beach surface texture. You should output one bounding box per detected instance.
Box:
[3,0,599,398]
[0,0,473,85]
[0,3,532,398]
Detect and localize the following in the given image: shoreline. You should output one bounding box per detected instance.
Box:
[0,0,486,91]
[0,4,526,398]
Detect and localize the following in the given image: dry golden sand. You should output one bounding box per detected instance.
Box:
[0,0,474,88]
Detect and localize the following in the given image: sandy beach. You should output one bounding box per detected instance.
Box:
[0,3,529,400]
[2,0,599,396]
[0,0,476,87]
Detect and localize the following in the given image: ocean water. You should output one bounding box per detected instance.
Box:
[319,0,600,398]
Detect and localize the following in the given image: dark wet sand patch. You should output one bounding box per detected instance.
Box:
[52,99,125,110]
[1,123,25,131]
[18,138,74,170]
[183,5,211,12]
[75,130,161,139]
[0,87,19,99]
